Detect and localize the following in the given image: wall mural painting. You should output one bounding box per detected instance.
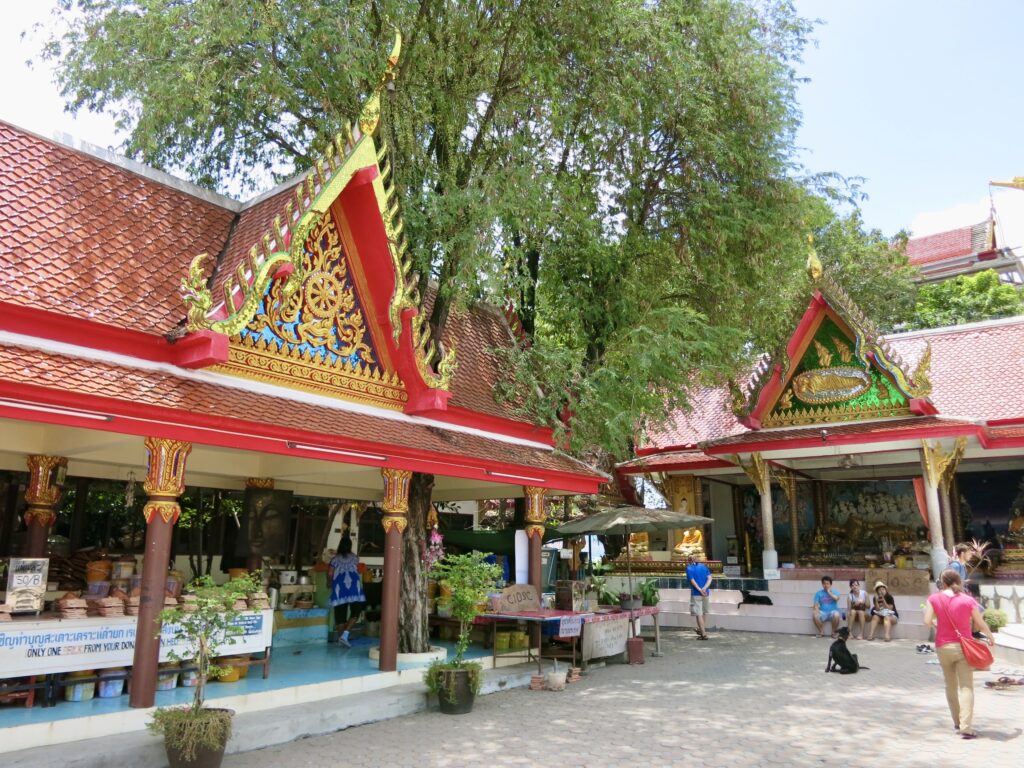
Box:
[739,485,814,556]
[958,470,1024,541]
[821,480,922,553]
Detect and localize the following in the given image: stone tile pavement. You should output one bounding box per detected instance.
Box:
[223,630,1024,768]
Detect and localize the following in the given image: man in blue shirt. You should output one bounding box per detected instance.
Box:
[812,576,842,639]
[686,554,712,640]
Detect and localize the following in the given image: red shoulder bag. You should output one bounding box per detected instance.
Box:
[939,593,993,671]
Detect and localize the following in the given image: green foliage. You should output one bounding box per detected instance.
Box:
[908,270,1024,330]
[982,607,1008,633]
[42,0,841,463]
[589,575,619,606]
[156,573,261,716]
[639,578,660,606]
[428,552,501,665]
[147,706,232,763]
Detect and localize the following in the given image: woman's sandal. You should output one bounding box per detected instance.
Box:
[960,732,978,740]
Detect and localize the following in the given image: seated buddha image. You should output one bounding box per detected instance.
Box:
[672,527,705,560]
[1007,508,1024,544]
[625,531,652,560]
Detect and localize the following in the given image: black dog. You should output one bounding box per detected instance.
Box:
[826,627,866,674]
[741,590,773,606]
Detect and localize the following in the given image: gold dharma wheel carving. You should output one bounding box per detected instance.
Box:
[303,270,344,319]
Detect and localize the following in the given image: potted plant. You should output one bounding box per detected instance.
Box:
[982,607,1008,633]
[589,575,619,607]
[639,578,660,607]
[424,552,501,714]
[148,573,260,768]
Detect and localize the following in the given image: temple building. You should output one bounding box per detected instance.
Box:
[617,252,1024,642]
[0,40,603,748]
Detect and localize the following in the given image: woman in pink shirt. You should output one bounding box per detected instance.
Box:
[923,569,995,739]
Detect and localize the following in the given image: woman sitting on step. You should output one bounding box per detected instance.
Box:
[867,581,899,642]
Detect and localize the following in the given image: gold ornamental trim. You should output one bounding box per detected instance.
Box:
[735,453,771,496]
[762,404,912,428]
[144,437,192,498]
[525,524,545,540]
[922,438,966,492]
[24,506,57,529]
[24,455,68,507]
[524,486,548,525]
[246,477,275,489]
[382,515,408,534]
[381,468,412,516]
[215,344,407,410]
[660,475,699,515]
[143,501,181,526]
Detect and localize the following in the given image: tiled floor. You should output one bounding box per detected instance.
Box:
[0,637,486,728]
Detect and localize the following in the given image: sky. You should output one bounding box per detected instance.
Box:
[2,1,1023,249]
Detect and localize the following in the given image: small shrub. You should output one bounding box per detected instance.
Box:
[982,607,1008,632]
[148,706,232,763]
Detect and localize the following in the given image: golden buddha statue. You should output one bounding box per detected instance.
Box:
[625,531,652,560]
[1007,509,1024,544]
[672,527,705,560]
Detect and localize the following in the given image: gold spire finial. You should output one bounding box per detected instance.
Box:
[358,31,402,137]
[806,234,823,282]
[990,177,1024,191]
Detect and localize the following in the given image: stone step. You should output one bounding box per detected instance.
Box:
[644,610,931,640]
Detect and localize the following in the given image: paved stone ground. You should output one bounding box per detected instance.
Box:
[223,630,1024,768]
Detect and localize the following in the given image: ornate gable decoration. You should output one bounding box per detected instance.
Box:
[220,212,406,408]
[180,34,456,411]
[740,247,932,429]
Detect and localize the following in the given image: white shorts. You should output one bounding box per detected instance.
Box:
[690,594,710,616]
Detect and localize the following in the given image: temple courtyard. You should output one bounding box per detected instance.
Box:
[223,629,1024,768]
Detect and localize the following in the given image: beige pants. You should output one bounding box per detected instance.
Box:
[936,643,974,733]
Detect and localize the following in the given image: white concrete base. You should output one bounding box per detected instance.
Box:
[993,623,1024,668]
[368,645,447,670]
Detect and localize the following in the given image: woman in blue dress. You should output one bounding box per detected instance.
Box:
[328,535,365,647]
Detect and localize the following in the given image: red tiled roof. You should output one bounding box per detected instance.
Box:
[618,450,731,471]
[0,122,236,336]
[702,416,975,451]
[639,317,1024,453]
[888,317,1024,422]
[0,343,600,481]
[642,384,747,449]
[905,221,991,266]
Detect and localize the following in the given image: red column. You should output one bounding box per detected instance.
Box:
[22,455,67,557]
[130,437,191,709]
[524,486,547,646]
[378,468,411,672]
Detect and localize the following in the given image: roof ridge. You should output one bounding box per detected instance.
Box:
[886,313,1024,340]
[0,118,242,212]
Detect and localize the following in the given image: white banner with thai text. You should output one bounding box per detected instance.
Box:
[0,610,273,676]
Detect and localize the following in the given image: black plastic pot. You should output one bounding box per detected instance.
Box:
[437,669,476,715]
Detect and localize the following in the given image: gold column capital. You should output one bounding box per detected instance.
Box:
[381,468,412,534]
[921,438,966,492]
[524,486,547,539]
[143,437,192,498]
[735,453,771,496]
[25,455,68,507]
[246,477,275,489]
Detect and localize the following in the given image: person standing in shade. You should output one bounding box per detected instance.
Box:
[812,576,842,639]
[923,568,995,739]
[686,554,712,640]
[328,535,365,648]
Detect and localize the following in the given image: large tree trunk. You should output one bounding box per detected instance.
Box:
[399,471,435,654]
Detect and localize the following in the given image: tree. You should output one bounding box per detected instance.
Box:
[45,0,831,652]
[805,200,917,332]
[906,270,1024,331]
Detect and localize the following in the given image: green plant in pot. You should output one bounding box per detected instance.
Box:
[589,575,619,606]
[148,573,260,768]
[424,552,501,714]
[639,578,660,607]
[982,607,1008,633]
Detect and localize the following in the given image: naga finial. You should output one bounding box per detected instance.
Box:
[806,234,823,282]
[358,31,402,137]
